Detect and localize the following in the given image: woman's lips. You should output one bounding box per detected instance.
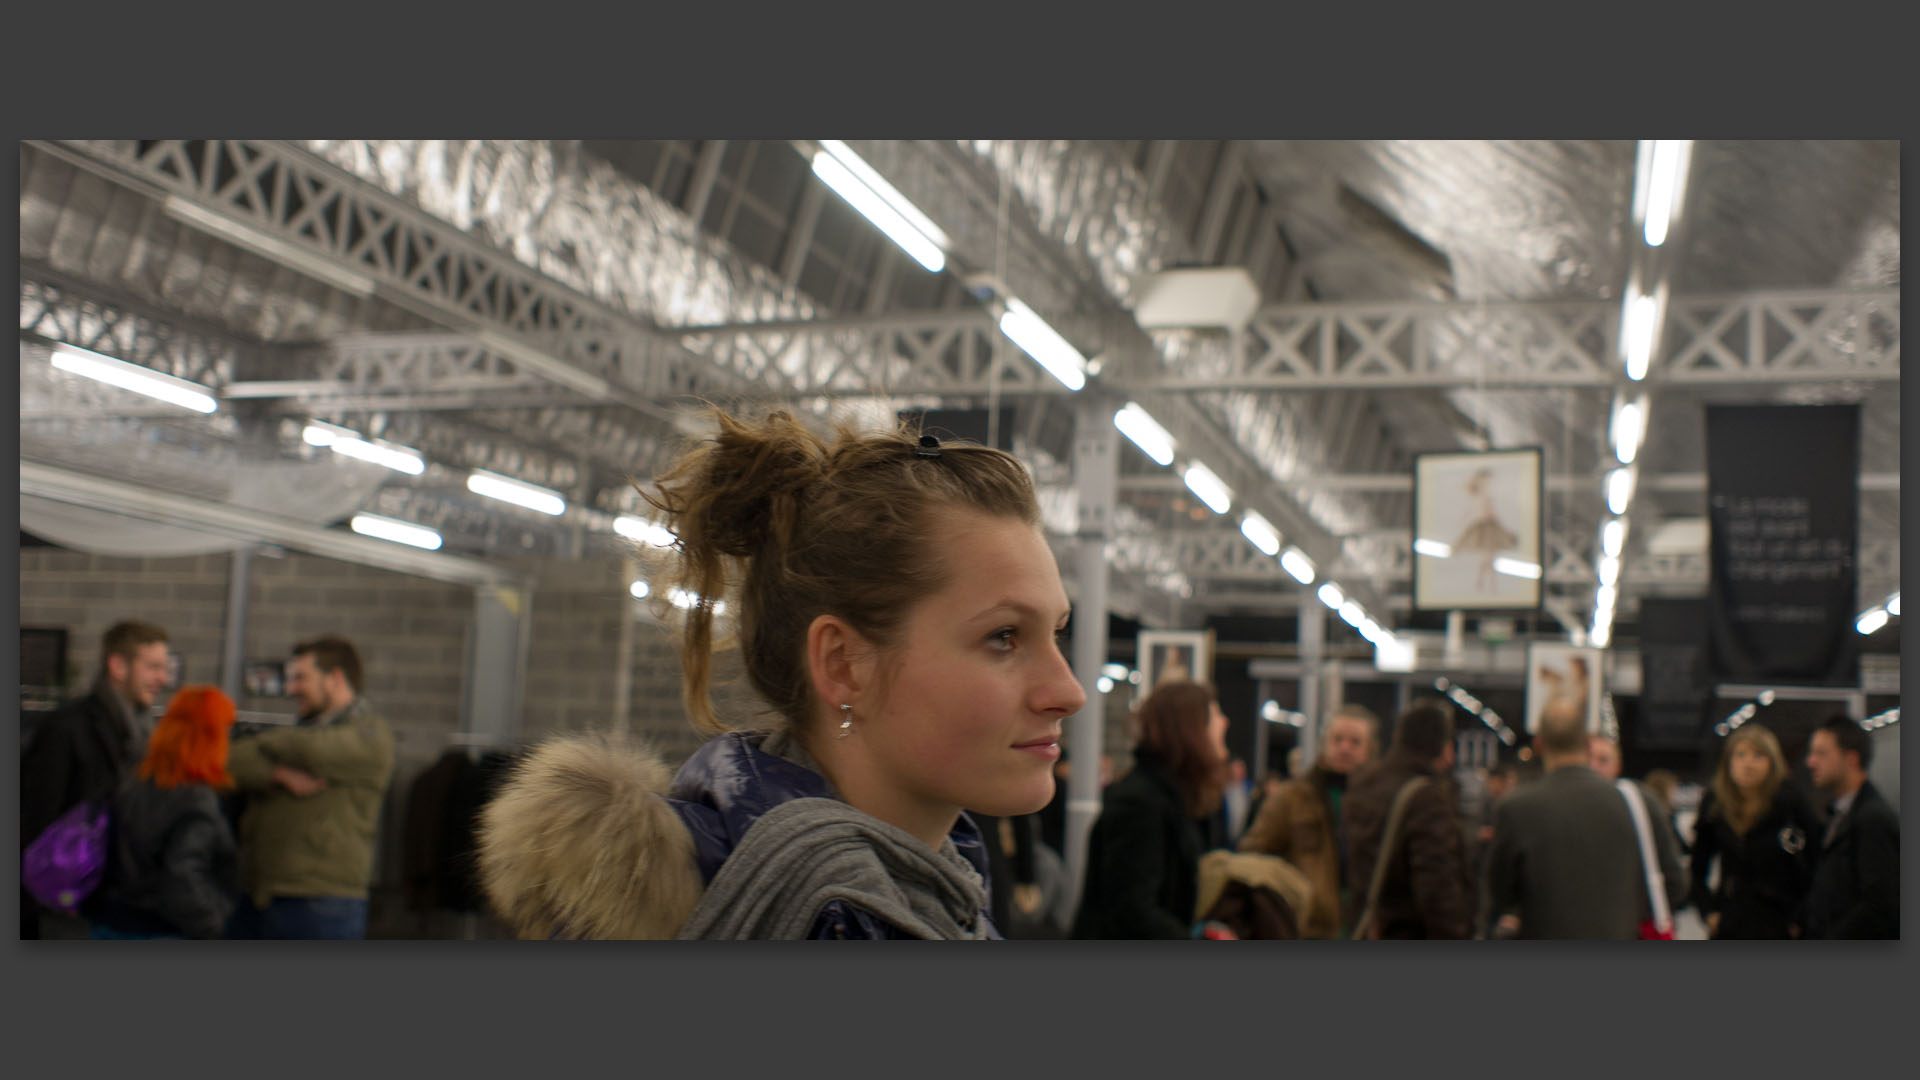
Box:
[1013,737,1061,759]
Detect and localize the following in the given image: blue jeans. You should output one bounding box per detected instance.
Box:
[89,925,185,940]
[228,896,369,940]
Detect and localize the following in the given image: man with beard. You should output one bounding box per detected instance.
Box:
[1238,703,1378,938]
[226,636,395,939]
[1800,715,1898,939]
[21,620,172,937]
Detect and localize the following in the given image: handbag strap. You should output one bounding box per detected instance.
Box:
[1616,779,1672,935]
[1354,776,1429,938]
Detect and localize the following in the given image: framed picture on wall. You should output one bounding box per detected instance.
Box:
[1137,630,1212,697]
[1412,447,1545,612]
[1526,642,1603,734]
[244,660,286,698]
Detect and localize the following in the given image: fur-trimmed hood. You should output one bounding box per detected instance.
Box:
[477,734,703,940]
[477,730,997,939]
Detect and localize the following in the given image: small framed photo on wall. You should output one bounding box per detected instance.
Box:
[1526,642,1603,734]
[1137,629,1212,696]
[1412,447,1545,613]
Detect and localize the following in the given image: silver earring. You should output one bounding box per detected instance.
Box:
[837,703,854,739]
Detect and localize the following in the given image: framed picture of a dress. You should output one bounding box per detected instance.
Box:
[1411,447,1544,613]
[1526,642,1603,733]
[1136,629,1212,698]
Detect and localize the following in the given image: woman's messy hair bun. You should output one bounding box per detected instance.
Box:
[638,407,1040,736]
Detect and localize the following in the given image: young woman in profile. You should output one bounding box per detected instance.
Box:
[89,685,240,939]
[1070,680,1230,939]
[1689,725,1818,939]
[479,410,1085,939]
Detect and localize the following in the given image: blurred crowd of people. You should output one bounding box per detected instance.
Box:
[22,622,395,939]
[18,411,1901,943]
[1068,678,1900,941]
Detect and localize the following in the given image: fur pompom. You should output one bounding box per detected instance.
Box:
[478,734,703,939]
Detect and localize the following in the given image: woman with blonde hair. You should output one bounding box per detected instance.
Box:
[1071,680,1231,939]
[479,410,1084,939]
[89,685,240,939]
[1689,724,1818,939]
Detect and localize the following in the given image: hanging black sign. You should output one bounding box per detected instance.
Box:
[1705,404,1859,686]
[1636,596,1711,750]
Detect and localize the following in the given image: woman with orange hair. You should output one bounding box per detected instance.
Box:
[89,685,240,939]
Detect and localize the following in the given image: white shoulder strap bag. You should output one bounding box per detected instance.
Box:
[1616,779,1673,939]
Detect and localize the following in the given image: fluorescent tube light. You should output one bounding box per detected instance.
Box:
[1181,462,1232,515]
[998,298,1087,391]
[1113,403,1176,466]
[467,470,567,516]
[1596,583,1618,612]
[1886,592,1900,617]
[810,150,945,273]
[1856,607,1889,635]
[815,141,951,250]
[1624,293,1658,381]
[1338,601,1367,628]
[1642,140,1693,248]
[1096,676,1115,695]
[1612,398,1647,465]
[1239,511,1281,557]
[1590,623,1612,649]
[1597,554,1620,588]
[1414,538,1453,559]
[1601,518,1628,559]
[49,345,218,414]
[613,515,677,547]
[669,588,727,615]
[629,580,651,600]
[350,513,442,551]
[302,421,356,447]
[1101,663,1130,681]
[328,435,424,475]
[1607,467,1637,515]
[163,195,376,298]
[1280,547,1316,585]
[1317,582,1345,610]
[1493,557,1542,580]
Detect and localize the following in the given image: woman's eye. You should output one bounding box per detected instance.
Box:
[987,627,1018,650]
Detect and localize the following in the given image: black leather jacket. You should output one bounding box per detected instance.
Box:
[92,778,238,939]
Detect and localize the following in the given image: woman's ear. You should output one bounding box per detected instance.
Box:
[806,613,874,711]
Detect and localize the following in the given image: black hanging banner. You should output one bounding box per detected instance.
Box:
[1636,596,1711,750]
[1705,404,1859,687]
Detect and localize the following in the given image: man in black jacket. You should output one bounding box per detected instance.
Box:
[20,620,172,937]
[1801,715,1899,939]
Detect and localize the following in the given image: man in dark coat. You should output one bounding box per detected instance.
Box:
[1487,700,1685,939]
[1343,699,1473,939]
[1801,715,1899,939]
[20,620,172,937]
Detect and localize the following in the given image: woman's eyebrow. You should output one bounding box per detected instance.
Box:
[968,599,1072,626]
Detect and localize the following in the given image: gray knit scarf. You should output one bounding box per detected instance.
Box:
[676,796,990,940]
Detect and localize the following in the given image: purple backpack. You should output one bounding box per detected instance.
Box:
[23,800,112,915]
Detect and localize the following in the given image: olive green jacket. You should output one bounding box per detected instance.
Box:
[226,698,397,906]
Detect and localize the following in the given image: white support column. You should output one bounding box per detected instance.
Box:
[1064,393,1120,916]
[463,583,533,747]
[611,556,640,739]
[1298,600,1325,769]
[218,546,253,699]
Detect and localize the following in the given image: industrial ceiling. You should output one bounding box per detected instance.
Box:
[16,139,1900,655]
